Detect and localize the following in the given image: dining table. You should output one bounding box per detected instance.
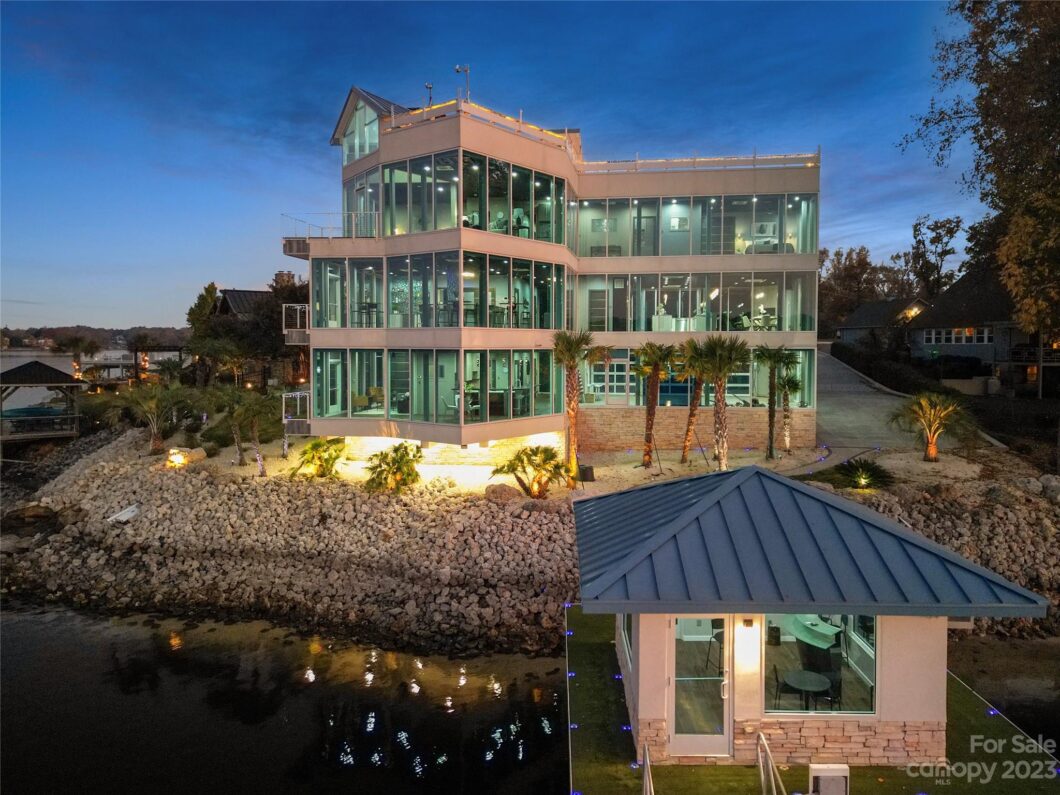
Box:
[783,669,831,710]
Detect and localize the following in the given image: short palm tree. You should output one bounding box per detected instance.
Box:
[208,385,250,466]
[155,358,185,385]
[53,335,101,378]
[491,446,569,499]
[674,338,711,464]
[889,392,976,462]
[632,342,678,468]
[776,372,802,454]
[233,391,280,476]
[103,383,188,454]
[553,331,612,483]
[753,345,799,459]
[699,336,751,471]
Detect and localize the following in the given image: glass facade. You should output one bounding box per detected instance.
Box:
[313,349,347,418]
[578,270,815,334]
[379,150,460,236]
[341,100,379,165]
[311,258,346,328]
[764,614,876,714]
[349,349,384,416]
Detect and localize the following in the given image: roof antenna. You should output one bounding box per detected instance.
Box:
[425,82,433,107]
[454,64,470,102]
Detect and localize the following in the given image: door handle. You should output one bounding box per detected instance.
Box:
[721,677,729,700]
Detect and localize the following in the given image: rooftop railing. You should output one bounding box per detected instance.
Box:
[282,212,381,239]
[578,150,820,174]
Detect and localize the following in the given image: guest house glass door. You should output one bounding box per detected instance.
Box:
[671,616,731,756]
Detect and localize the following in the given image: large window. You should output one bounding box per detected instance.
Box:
[631,198,659,256]
[554,265,566,330]
[387,256,410,328]
[692,196,722,254]
[512,259,533,329]
[463,252,487,327]
[342,100,379,165]
[749,195,782,254]
[661,197,691,256]
[785,194,818,254]
[383,161,409,236]
[511,164,532,237]
[534,261,553,329]
[409,155,433,234]
[488,159,510,233]
[534,173,554,242]
[349,349,384,416]
[462,151,487,229]
[488,255,511,328]
[554,178,566,246]
[578,199,607,257]
[410,253,434,328]
[433,150,459,231]
[535,351,553,415]
[313,349,347,418]
[349,258,383,328]
[464,350,487,423]
[434,251,460,328]
[783,271,816,332]
[607,199,631,257]
[512,350,532,418]
[488,350,511,420]
[435,350,460,424]
[344,168,381,237]
[311,259,346,328]
[388,349,410,419]
[764,614,876,714]
[410,350,434,422]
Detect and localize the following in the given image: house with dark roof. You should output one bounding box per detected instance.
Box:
[215,289,273,320]
[907,268,1058,395]
[572,467,1047,767]
[834,297,929,345]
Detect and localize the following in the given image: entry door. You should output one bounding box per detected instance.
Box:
[670,616,732,756]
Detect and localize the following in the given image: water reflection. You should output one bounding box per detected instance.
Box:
[2,607,567,793]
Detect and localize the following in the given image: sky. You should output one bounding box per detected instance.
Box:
[0,1,982,329]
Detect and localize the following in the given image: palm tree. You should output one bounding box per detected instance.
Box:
[207,386,249,466]
[889,392,976,462]
[103,383,188,454]
[674,338,711,464]
[699,336,751,471]
[552,331,613,483]
[233,391,280,476]
[53,335,101,378]
[776,372,802,454]
[491,446,569,499]
[155,358,185,385]
[632,342,678,468]
[753,345,799,459]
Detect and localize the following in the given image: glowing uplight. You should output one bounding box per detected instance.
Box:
[166,449,188,468]
[304,667,316,683]
[168,631,183,651]
[364,671,375,686]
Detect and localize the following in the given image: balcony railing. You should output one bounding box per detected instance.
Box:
[282,304,309,345]
[1010,347,1060,363]
[282,212,381,239]
[282,391,310,435]
[0,413,79,442]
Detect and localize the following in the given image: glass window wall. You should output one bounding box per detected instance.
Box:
[388,349,410,419]
[383,161,409,236]
[349,258,383,328]
[578,199,607,256]
[785,194,818,254]
[313,349,347,418]
[783,271,816,331]
[488,159,510,233]
[722,271,754,330]
[511,164,532,237]
[764,614,875,714]
[462,252,487,327]
[609,274,630,331]
[462,152,487,229]
[512,259,533,329]
[724,195,754,254]
[554,265,566,330]
[689,273,720,331]
[632,273,659,332]
[435,251,461,328]
[749,195,783,254]
[534,262,553,329]
[534,173,554,242]
[534,351,553,415]
[342,100,379,165]
[661,197,691,255]
[512,351,532,418]
[311,258,346,328]
[410,253,434,328]
[349,349,384,415]
[631,198,659,256]
[580,274,608,332]
[411,350,434,422]
[488,255,511,328]
[387,256,410,328]
[488,350,511,420]
[435,350,460,423]
[554,178,566,246]
[753,272,782,330]
[464,350,486,423]
[409,155,433,234]
[433,150,459,230]
[606,199,631,257]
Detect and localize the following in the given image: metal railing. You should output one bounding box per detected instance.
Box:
[1,413,79,440]
[282,304,309,345]
[580,150,820,174]
[756,732,788,795]
[641,743,655,795]
[282,212,381,239]
[1010,347,1060,363]
[283,391,310,421]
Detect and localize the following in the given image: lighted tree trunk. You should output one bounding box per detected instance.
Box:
[149,424,164,456]
[766,365,778,459]
[681,379,705,464]
[564,364,581,485]
[714,376,729,471]
[782,391,792,453]
[924,436,940,462]
[642,366,661,468]
[231,423,247,466]
[250,420,266,477]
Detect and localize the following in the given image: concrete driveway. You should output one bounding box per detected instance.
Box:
[815,345,917,451]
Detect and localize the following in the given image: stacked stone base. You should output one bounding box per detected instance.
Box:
[637,718,946,766]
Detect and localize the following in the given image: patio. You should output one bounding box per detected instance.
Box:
[566,606,1058,794]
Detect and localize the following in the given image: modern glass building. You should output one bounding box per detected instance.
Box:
[282,87,820,450]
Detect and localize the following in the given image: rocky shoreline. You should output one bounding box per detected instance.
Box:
[3,429,1056,655]
[1,430,578,656]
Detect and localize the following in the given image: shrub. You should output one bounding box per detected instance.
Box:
[202,442,220,458]
[364,442,423,494]
[831,342,959,397]
[201,412,284,449]
[182,430,200,449]
[291,437,345,479]
[833,458,895,489]
[491,446,569,499]
[183,418,204,434]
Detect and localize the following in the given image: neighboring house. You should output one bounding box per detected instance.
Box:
[280,87,821,452]
[215,289,273,321]
[907,268,1058,394]
[834,297,928,345]
[572,467,1047,767]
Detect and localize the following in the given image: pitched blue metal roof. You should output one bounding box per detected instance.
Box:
[573,467,1048,618]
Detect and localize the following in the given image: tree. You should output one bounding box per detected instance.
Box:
[364,441,423,494]
[776,372,802,454]
[753,346,798,459]
[103,383,188,454]
[155,358,185,385]
[889,392,977,462]
[697,336,751,471]
[491,446,569,499]
[53,335,102,379]
[890,215,962,299]
[233,391,280,476]
[904,2,1060,373]
[817,247,917,336]
[552,331,612,483]
[291,437,345,479]
[209,386,250,466]
[632,342,677,469]
[674,338,712,464]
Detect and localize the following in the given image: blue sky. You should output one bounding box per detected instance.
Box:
[0,1,980,328]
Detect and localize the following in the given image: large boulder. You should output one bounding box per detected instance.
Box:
[484,484,523,503]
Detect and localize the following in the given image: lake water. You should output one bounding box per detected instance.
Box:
[0,606,569,794]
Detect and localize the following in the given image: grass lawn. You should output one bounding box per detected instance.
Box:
[566,607,1058,794]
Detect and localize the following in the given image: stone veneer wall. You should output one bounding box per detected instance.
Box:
[578,407,816,452]
[639,718,946,766]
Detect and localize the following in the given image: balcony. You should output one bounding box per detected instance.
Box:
[1010,346,1060,364]
[282,304,309,345]
[283,391,311,435]
[281,212,381,258]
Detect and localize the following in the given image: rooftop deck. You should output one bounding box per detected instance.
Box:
[565,606,1057,794]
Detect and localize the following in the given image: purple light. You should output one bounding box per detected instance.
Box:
[987,708,999,716]
[570,723,579,730]
[568,671,576,678]
[564,602,573,609]
[630,762,640,769]
[613,673,623,680]
[621,724,631,731]
[566,630,574,636]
